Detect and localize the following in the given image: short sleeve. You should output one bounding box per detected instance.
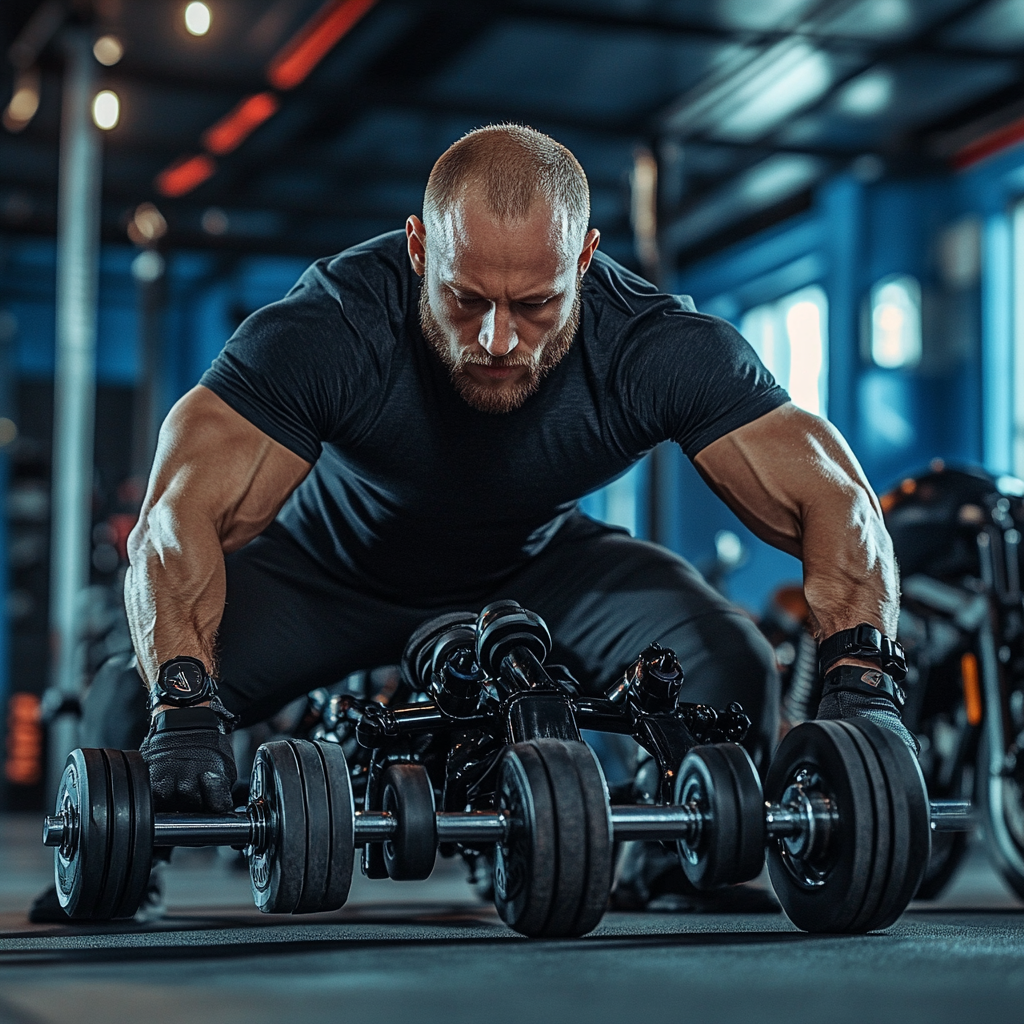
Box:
[620,306,790,459]
[199,238,406,463]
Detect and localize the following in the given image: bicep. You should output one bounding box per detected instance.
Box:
[692,403,880,558]
[136,385,311,555]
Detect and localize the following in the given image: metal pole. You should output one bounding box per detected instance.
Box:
[47,30,101,797]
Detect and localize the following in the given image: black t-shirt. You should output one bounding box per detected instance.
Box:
[201,231,788,604]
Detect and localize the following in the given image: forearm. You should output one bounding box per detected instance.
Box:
[125,506,227,688]
[799,486,899,639]
[695,404,900,640]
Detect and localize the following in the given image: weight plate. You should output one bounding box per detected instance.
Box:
[560,740,614,936]
[493,742,557,937]
[92,749,134,920]
[314,741,355,911]
[249,741,308,914]
[831,721,893,933]
[477,603,551,678]
[845,719,930,930]
[291,740,333,913]
[676,745,742,889]
[54,748,110,918]
[400,612,477,691]
[112,749,154,920]
[492,739,612,938]
[382,764,437,881]
[765,720,878,933]
[720,743,768,884]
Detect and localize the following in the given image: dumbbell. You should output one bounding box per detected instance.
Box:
[42,740,512,919]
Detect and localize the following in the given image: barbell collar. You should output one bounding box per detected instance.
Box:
[928,798,975,832]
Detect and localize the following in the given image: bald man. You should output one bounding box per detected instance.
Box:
[121,124,909,849]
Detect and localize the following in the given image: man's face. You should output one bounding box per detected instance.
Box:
[408,193,599,414]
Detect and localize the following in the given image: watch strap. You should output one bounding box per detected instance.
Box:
[818,623,907,682]
[822,663,906,708]
[152,706,223,733]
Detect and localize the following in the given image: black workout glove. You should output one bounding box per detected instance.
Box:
[139,707,237,813]
[816,664,919,756]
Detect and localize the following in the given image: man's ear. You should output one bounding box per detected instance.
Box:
[577,228,601,277]
[406,215,427,277]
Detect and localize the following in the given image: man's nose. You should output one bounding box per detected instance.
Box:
[478,304,518,358]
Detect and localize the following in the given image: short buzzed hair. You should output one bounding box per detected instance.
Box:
[424,124,590,250]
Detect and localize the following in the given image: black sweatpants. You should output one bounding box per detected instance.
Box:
[87,513,779,769]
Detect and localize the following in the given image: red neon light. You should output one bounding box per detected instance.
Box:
[267,0,378,91]
[156,153,217,197]
[953,115,1024,171]
[203,92,280,155]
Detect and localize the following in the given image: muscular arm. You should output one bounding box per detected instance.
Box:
[693,402,898,640]
[125,385,311,689]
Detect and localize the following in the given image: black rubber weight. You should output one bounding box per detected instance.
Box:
[63,748,110,918]
[765,720,879,933]
[832,720,894,933]
[492,739,612,938]
[718,743,768,884]
[251,741,308,914]
[93,749,135,919]
[291,740,332,913]
[677,745,742,890]
[844,719,930,929]
[493,742,557,937]
[314,740,355,912]
[560,740,614,936]
[382,764,437,881]
[114,749,154,919]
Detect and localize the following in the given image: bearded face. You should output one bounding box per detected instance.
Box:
[418,271,582,414]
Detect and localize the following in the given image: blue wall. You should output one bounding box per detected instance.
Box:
[672,142,1024,613]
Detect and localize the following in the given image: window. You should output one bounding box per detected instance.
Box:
[870,274,921,369]
[740,284,829,417]
[1014,199,1024,478]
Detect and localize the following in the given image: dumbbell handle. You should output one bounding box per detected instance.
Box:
[42,797,976,852]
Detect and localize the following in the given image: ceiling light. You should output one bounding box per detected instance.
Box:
[156,153,217,197]
[185,2,212,36]
[838,68,894,117]
[93,34,124,66]
[92,90,120,130]
[202,207,229,235]
[3,69,40,133]
[715,43,833,142]
[128,202,168,245]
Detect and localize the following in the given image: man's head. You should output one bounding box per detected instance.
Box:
[407,124,600,414]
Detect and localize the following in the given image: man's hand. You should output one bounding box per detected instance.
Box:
[816,664,918,755]
[140,711,237,812]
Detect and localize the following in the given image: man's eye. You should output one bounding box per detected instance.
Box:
[517,300,549,310]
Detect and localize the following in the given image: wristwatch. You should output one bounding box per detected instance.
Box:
[150,656,217,710]
[818,623,908,682]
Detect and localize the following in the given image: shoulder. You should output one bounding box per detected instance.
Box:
[291,230,414,330]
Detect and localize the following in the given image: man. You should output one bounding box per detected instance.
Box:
[36,124,911,918]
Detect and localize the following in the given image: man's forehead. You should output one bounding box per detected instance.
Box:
[427,193,575,272]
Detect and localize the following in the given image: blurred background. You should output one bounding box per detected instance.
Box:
[1,0,1024,810]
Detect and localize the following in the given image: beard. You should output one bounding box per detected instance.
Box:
[419,271,582,414]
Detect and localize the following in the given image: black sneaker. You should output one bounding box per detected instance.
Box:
[610,840,779,913]
[27,861,166,925]
[28,885,70,924]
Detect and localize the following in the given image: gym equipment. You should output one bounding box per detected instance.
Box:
[43,600,974,936]
[882,463,1024,899]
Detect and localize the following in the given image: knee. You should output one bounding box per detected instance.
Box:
[668,612,779,777]
[80,652,150,749]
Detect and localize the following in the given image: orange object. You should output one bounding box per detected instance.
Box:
[961,651,983,727]
[5,692,42,786]
[203,92,280,155]
[156,153,217,197]
[953,114,1024,171]
[267,0,378,91]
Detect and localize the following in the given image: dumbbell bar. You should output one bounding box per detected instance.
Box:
[44,796,974,853]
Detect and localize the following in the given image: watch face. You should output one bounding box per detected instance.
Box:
[162,660,205,701]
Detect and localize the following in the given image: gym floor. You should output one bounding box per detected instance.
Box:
[1,817,1022,1023]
